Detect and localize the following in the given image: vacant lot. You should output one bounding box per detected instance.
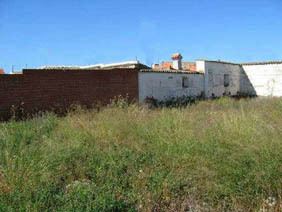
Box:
[0,98,281,211]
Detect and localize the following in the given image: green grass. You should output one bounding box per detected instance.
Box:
[0,97,281,211]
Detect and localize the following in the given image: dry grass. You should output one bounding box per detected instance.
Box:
[0,97,281,211]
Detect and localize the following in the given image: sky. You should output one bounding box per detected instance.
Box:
[0,0,282,72]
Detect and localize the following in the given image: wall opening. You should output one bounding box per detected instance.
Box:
[224,74,230,87]
[182,77,189,88]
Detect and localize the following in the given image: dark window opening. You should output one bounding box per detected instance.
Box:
[182,77,189,88]
[224,74,230,87]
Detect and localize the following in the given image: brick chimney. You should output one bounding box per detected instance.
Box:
[172,53,183,70]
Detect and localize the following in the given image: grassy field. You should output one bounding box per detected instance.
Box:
[0,97,281,211]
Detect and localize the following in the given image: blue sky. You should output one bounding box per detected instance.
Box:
[0,0,282,72]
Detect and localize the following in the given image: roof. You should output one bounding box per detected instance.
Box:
[153,61,197,71]
[140,69,203,74]
[10,71,23,74]
[160,61,174,69]
[38,61,150,70]
[0,69,4,74]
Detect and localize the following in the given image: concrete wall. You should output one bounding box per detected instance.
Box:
[0,69,139,120]
[242,63,282,96]
[197,61,242,97]
[196,61,208,97]
[197,60,282,97]
[138,72,204,102]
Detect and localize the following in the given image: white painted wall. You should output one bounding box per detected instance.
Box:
[138,72,204,102]
[242,63,282,96]
[200,61,242,97]
[198,61,282,97]
[139,61,282,100]
[196,60,208,97]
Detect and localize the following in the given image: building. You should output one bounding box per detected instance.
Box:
[36,58,204,103]
[1,55,282,120]
[146,54,282,100]
[0,68,4,74]
[196,60,282,98]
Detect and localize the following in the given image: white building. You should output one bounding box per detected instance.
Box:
[138,54,282,102]
[33,54,282,102]
[138,69,204,102]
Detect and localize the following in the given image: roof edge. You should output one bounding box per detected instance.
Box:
[197,59,282,66]
[241,61,282,66]
[38,61,150,70]
[196,60,240,65]
[139,69,203,74]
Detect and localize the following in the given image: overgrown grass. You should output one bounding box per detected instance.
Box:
[0,98,281,211]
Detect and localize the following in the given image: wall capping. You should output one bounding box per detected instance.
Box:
[241,61,282,66]
[139,69,203,74]
[196,60,240,66]
[197,59,282,66]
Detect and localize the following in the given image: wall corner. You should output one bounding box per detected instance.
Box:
[196,60,209,98]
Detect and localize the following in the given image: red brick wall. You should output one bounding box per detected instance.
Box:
[0,69,139,120]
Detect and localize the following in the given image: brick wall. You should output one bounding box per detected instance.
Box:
[0,69,139,120]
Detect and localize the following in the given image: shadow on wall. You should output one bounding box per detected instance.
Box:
[239,67,257,97]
